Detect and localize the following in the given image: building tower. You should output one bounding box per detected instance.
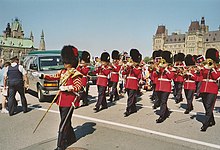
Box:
[30,31,34,42]
[39,30,45,50]
[153,25,167,51]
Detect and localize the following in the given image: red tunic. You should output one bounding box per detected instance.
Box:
[173,68,184,82]
[122,66,141,90]
[95,65,111,87]
[183,70,197,90]
[200,68,220,94]
[155,67,174,92]
[76,65,90,86]
[44,69,82,107]
[110,63,121,82]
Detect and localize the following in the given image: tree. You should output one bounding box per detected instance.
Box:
[143,56,151,63]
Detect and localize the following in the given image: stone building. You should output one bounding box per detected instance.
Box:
[0,18,45,63]
[153,17,220,56]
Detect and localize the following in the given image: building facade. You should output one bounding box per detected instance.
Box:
[0,18,45,63]
[153,17,220,56]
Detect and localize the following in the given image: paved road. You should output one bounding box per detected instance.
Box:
[0,85,220,150]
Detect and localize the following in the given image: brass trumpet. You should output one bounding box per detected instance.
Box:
[203,58,214,68]
[158,58,167,68]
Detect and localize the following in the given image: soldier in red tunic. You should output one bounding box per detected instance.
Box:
[200,48,220,132]
[76,51,91,107]
[39,45,83,150]
[173,53,185,104]
[154,51,174,123]
[122,49,142,117]
[94,52,111,112]
[195,55,204,99]
[108,50,121,102]
[150,50,162,105]
[183,54,197,114]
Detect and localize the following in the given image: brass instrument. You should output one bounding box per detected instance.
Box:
[203,58,214,69]
[158,58,167,68]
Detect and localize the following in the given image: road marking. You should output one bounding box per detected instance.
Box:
[116,102,220,118]
[32,106,220,149]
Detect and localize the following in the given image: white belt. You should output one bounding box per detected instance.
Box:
[202,79,216,82]
[83,75,87,78]
[127,76,138,80]
[158,78,171,82]
[185,80,195,83]
[98,75,107,78]
[111,72,119,74]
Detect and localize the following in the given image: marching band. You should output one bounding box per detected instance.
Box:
[31,46,219,149]
[73,48,220,132]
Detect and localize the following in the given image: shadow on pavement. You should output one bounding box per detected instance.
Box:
[179,103,188,110]
[214,107,220,113]
[74,122,96,141]
[190,112,205,124]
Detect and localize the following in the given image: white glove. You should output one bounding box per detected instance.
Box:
[32,72,43,78]
[186,72,194,76]
[59,86,69,91]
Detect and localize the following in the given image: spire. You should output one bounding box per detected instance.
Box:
[39,30,45,50]
[30,31,34,42]
[201,16,205,25]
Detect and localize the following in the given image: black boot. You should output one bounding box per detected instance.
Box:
[200,124,209,132]
[156,117,165,123]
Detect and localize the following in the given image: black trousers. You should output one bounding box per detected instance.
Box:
[173,82,183,101]
[157,91,170,119]
[195,81,201,97]
[79,83,89,105]
[126,89,137,113]
[57,107,76,148]
[184,89,195,110]
[151,83,156,99]
[201,93,217,127]
[8,80,27,115]
[96,85,107,109]
[109,82,119,100]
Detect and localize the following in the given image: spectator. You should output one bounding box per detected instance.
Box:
[4,56,29,116]
[0,62,11,113]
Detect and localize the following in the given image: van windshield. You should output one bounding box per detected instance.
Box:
[39,56,64,71]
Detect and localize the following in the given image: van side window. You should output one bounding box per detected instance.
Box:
[29,57,38,71]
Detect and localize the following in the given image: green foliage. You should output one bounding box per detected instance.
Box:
[143,56,151,63]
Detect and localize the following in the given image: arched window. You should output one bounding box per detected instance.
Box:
[10,50,13,58]
[19,51,22,58]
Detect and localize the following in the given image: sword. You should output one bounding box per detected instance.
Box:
[33,91,60,133]
[60,92,79,133]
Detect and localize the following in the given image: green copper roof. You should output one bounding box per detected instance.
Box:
[0,36,33,48]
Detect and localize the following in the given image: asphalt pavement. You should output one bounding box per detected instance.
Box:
[0,85,220,150]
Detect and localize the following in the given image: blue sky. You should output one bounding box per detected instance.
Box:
[1,0,220,57]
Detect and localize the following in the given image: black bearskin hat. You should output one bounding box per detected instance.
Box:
[177,53,185,62]
[80,51,90,63]
[193,55,198,62]
[112,50,120,60]
[184,54,195,66]
[130,49,141,63]
[101,52,110,62]
[174,54,178,62]
[152,49,162,59]
[161,51,173,64]
[205,48,219,63]
[61,45,79,68]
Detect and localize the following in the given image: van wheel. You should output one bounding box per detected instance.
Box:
[37,85,45,102]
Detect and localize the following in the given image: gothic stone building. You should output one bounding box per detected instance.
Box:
[0,18,45,62]
[153,17,220,56]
